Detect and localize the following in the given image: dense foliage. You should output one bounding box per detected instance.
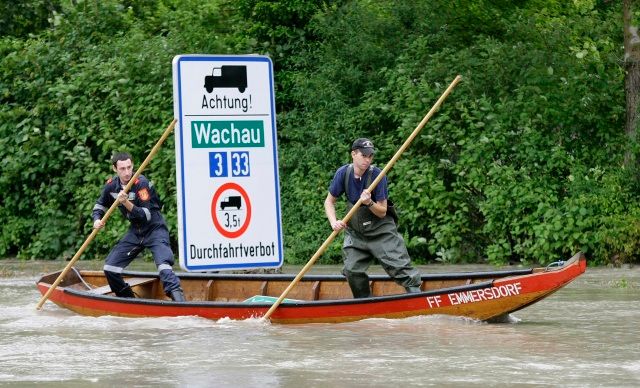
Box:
[1,0,636,266]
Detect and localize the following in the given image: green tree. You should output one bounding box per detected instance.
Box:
[0,0,61,37]
[0,0,636,267]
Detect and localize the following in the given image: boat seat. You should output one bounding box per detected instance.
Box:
[90,277,156,295]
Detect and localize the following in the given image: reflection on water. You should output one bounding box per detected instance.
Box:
[0,267,639,387]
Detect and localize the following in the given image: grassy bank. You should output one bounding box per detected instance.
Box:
[0,258,345,278]
[1,257,521,279]
[0,259,156,278]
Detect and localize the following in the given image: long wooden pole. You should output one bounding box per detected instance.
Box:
[263,75,462,320]
[36,118,177,310]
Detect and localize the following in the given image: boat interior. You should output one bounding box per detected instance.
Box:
[39,266,536,303]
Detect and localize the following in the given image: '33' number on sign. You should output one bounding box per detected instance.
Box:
[231,152,250,177]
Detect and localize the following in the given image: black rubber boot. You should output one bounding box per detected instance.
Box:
[405,285,422,293]
[105,271,135,297]
[116,284,136,298]
[346,273,371,299]
[169,288,186,302]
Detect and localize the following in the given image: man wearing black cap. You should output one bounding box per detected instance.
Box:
[324,138,422,298]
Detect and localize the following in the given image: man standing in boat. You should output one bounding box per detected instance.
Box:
[92,152,185,302]
[324,138,422,298]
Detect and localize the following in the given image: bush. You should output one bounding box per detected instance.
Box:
[0,0,636,267]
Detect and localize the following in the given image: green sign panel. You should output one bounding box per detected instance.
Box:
[191,120,264,148]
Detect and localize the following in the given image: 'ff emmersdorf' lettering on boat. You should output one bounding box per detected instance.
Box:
[190,242,276,259]
[191,120,264,148]
[425,282,522,308]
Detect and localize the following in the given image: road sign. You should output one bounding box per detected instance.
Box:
[172,55,283,271]
[211,182,251,238]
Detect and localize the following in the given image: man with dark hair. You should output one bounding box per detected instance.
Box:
[92,152,185,301]
[324,138,422,298]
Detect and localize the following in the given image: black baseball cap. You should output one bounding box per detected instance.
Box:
[351,138,375,156]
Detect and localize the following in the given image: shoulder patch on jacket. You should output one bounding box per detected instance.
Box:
[138,188,150,201]
[107,178,113,184]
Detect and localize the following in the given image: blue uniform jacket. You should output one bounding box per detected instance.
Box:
[92,175,166,235]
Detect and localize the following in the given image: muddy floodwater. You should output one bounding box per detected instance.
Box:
[0,261,638,387]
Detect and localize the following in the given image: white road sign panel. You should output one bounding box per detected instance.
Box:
[172,55,283,271]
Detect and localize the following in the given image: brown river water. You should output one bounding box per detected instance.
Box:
[0,261,638,387]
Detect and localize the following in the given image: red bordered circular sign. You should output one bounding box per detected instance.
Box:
[211,182,252,238]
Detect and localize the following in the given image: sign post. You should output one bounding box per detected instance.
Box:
[172,55,283,271]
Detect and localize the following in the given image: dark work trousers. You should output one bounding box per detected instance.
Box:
[342,207,421,298]
[103,225,181,296]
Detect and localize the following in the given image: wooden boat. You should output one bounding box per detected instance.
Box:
[36,252,586,324]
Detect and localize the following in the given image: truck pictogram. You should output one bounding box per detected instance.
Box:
[204,65,247,93]
[220,195,242,210]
